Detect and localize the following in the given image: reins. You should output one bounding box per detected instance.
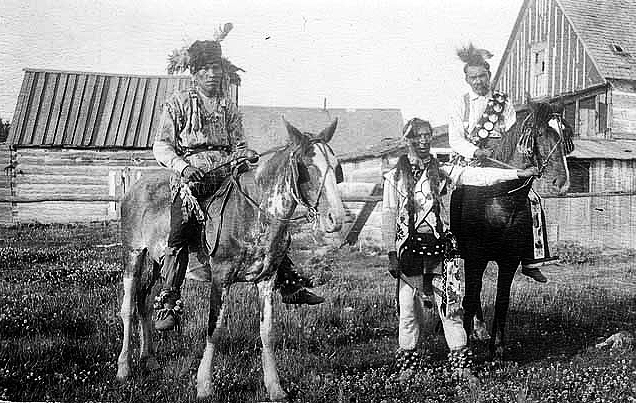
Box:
[230,140,336,224]
[487,111,566,195]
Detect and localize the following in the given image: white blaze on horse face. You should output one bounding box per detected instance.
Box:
[547,117,563,134]
[311,143,345,232]
[547,116,571,194]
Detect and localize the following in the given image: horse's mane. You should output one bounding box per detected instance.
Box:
[256,136,315,190]
[492,102,572,163]
[257,145,294,189]
[492,122,523,163]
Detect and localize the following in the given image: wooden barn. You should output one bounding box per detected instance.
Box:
[493,0,636,192]
[2,67,402,225]
[492,0,636,247]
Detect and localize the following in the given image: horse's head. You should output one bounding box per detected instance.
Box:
[282,118,345,233]
[520,101,574,195]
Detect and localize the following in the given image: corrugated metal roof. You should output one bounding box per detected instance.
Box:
[7,69,404,155]
[557,0,636,81]
[240,106,404,156]
[8,69,192,148]
[570,139,636,160]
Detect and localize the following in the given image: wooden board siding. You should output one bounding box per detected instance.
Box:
[494,0,604,105]
[611,90,636,139]
[543,193,636,249]
[0,145,13,225]
[8,148,165,224]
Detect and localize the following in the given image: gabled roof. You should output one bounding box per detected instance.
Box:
[240,106,403,157]
[496,0,636,84]
[557,0,636,81]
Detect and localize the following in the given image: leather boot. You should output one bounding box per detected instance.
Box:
[154,246,189,331]
[276,255,325,305]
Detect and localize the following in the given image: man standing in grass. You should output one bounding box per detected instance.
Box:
[382,118,538,380]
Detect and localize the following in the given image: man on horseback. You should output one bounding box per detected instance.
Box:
[448,43,557,283]
[382,118,538,380]
[152,26,324,332]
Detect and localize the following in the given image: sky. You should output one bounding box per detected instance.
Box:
[0,0,524,127]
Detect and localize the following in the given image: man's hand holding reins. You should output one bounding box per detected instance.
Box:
[473,148,492,161]
[182,166,205,182]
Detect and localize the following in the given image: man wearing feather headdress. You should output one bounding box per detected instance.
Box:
[448,43,550,283]
[382,118,538,380]
[153,24,324,332]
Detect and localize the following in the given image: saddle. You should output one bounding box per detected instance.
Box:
[184,168,246,282]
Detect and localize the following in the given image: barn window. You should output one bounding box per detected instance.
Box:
[578,95,608,137]
[530,42,548,97]
[567,159,590,193]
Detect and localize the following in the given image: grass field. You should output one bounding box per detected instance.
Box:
[1,223,636,402]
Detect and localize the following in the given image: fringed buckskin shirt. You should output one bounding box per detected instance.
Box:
[153,88,245,175]
[448,89,516,160]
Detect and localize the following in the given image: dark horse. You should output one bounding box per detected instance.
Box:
[116,118,345,401]
[452,101,574,358]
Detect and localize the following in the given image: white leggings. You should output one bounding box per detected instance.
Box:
[398,274,467,352]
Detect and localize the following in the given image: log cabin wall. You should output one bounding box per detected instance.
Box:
[9,148,164,223]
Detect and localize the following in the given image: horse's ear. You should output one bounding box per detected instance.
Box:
[317,118,338,143]
[553,96,566,114]
[282,117,305,145]
[525,92,537,113]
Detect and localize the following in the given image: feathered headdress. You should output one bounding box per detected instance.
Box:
[213,23,233,42]
[167,23,235,74]
[457,43,493,70]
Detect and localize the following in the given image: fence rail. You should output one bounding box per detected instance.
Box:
[2,191,636,250]
[1,191,635,203]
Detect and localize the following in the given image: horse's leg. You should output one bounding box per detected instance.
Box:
[138,259,160,372]
[117,248,144,380]
[257,276,288,402]
[462,257,489,340]
[471,303,491,341]
[196,274,227,399]
[489,256,520,359]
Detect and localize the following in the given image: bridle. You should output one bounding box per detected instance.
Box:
[233,139,341,224]
[288,140,341,222]
[488,111,567,194]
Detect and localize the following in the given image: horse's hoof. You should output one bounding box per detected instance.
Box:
[141,356,160,372]
[486,345,505,362]
[116,360,131,381]
[266,390,289,402]
[115,368,130,382]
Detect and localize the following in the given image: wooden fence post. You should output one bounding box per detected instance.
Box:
[341,183,384,246]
